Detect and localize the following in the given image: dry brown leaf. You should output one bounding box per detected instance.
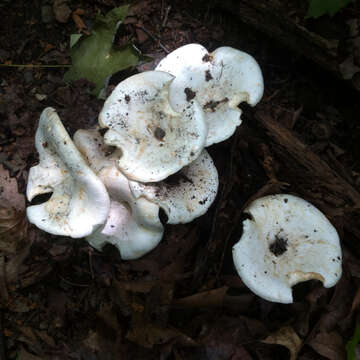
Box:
[0,206,27,254]
[18,347,44,360]
[262,326,302,360]
[72,8,90,34]
[127,321,196,349]
[308,331,346,360]
[19,326,38,341]
[34,330,56,347]
[5,240,32,283]
[172,286,228,308]
[115,280,156,293]
[0,164,25,211]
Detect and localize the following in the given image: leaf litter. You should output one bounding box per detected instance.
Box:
[1,0,360,359]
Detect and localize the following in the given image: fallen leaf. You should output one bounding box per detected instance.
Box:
[70,33,83,48]
[53,0,71,23]
[6,240,32,283]
[64,6,139,96]
[34,330,56,347]
[306,0,352,18]
[0,206,27,254]
[0,164,25,210]
[339,19,360,81]
[19,326,37,341]
[262,326,302,360]
[200,315,267,357]
[127,321,195,349]
[72,8,88,33]
[115,280,156,293]
[18,347,44,360]
[2,153,27,175]
[308,331,346,360]
[172,286,228,308]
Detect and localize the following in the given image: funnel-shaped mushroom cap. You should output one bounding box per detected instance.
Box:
[74,129,163,259]
[129,150,218,224]
[26,108,110,238]
[73,128,115,173]
[87,199,163,260]
[98,71,207,182]
[156,44,264,146]
[232,194,342,304]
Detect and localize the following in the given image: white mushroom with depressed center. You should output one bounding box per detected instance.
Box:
[129,149,219,224]
[74,129,164,260]
[98,70,208,182]
[156,44,264,146]
[26,108,110,238]
[232,194,342,304]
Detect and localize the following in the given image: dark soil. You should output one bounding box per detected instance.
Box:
[0,0,360,359]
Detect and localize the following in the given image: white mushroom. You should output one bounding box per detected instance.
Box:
[156,44,264,146]
[232,194,342,304]
[98,70,208,182]
[74,129,163,259]
[88,199,163,260]
[129,150,219,224]
[26,108,110,238]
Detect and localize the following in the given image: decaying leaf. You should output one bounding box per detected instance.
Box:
[0,206,27,254]
[308,331,346,360]
[5,240,32,284]
[306,0,352,18]
[199,315,267,359]
[339,19,360,83]
[17,347,44,360]
[0,165,27,253]
[0,164,25,211]
[262,326,302,360]
[127,320,195,349]
[64,6,140,96]
[172,286,228,308]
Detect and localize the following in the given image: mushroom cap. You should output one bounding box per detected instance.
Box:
[129,149,218,224]
[156,44,264,146]
[87,198,163,260]
[98,70,208,182]
[232,194,342,304]
[26,108,110,238]
[74,129,163,259]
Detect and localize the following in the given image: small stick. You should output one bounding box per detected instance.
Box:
[162,6,171,28]
[135,25,170,54]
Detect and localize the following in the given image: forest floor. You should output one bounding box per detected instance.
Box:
[1,0,360,359]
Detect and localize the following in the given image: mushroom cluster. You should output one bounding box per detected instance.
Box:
[27,43,263,260]
[26,43,342,303]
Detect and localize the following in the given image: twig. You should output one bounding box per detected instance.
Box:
[134,25,170,53]
[162,6,171,28]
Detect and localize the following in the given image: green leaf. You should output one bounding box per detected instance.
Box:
[64,6,139,96]
[306,0,352,18]
[346,322,360,360]
[70,34,83,48]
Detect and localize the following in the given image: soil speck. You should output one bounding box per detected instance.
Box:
[184,87,196,101]
[269,235,288,256]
